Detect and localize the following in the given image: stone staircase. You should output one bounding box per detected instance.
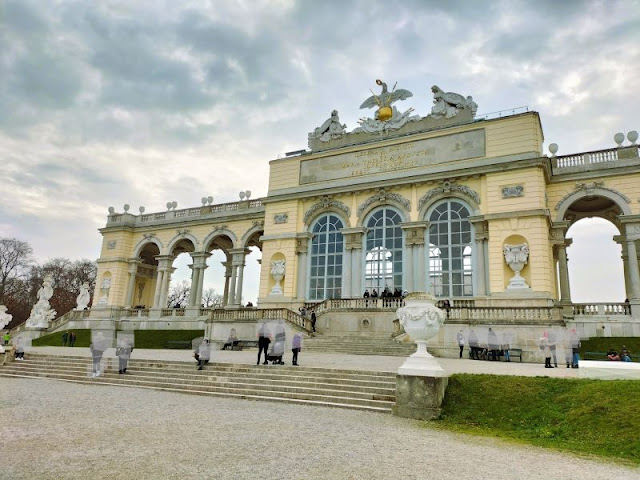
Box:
[0,353,397,413]
[303,333,416,356]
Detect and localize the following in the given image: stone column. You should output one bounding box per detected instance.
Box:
[470,218,489,297]
[154,255,175,308]
[614,235,632,300]
[232,248,249,306]
[190,252,211,307]
[557,239,573,303]
[401,222,428,293]
[625,238,640,300]
[342,228,366,297]
[222,261,232,306]
[227,248,247,307]
[124,259,141,307]
[295,233,312,300]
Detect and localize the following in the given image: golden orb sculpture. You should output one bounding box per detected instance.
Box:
[377,106,393,121]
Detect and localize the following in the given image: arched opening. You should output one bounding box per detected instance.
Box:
[309,213,344,300]
[566,218,624,302]
[242,230,263,306]
[201,234,234,307]
[426,199,473,297]
[166,239,196,308]
[364,207,403,293]
[133,242,160,308]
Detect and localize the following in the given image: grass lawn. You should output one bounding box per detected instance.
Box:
[436,374,640,464]
[581,337,639,358]
[31,329,204,349]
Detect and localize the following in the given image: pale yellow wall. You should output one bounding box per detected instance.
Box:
[268,157,301,191]
[487,216,554,295]
[484,167,546,215]
[485,113,543,158]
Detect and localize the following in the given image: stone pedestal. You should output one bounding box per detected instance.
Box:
[393,375,448,420]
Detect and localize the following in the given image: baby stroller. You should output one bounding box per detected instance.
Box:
[266,340,285,365]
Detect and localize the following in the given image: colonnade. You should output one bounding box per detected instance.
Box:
[123,248,253,309]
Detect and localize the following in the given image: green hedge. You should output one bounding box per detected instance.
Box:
[437,374,640,464]
[31,329,204,349]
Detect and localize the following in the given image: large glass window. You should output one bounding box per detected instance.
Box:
[365,208,403,292]
[428,200,473,297]
[309,214,344,300]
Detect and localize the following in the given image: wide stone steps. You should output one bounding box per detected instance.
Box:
[0,355,397,413]
[303,337,415,356]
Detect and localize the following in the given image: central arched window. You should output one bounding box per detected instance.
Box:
[365,207,403,292]
[427,200,473,297]
[309,214,344,300]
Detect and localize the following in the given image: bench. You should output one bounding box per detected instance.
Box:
[508,348,522,362]
[232,340,259,351]
[165,340,192,349]
[584,351,608,360]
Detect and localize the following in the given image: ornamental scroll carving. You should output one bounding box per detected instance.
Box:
[501,185,524,198]
[418,180,480,210]
[554,182,631,211]
[303,196,350,224]
[357,188,410,217]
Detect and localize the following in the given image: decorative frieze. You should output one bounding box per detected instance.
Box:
[303,196,350,224]
[501,185,524,198]
[106,240,117,250]
[357,188,410,217]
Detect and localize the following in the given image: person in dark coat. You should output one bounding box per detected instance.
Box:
[61,331,68,346]
[116,338,133,374]
[257,322,271,365]
[310,311,317,333]
[292,333,302,366]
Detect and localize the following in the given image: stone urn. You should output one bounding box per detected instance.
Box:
[269,260,286,295]
[396,292,446,376]
[503,243,530,289]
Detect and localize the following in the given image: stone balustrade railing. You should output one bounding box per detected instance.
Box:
[551,145,638,173]
[304,297,475,314]
[209,308,311,332]
[448,306,563,324]
[571,303,630,316]
[107,198,264,226]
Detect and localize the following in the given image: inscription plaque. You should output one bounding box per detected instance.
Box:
[300,129,485,184]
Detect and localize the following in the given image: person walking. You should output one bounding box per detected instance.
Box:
[456,330,465,359]
[257,322,271,365]
[292,332,302,366]
[61,331,68,347]
[90,332,107,377]
[116,338,133,374]
[197,339,210,370]
[310,311,317,333]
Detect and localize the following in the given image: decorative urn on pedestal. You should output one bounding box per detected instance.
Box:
[395,292,447,377]
[503,243,530,289]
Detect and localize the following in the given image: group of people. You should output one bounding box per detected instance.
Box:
[61,331,77,347]
[607,345,632,362]
[363,287,404,298]
[89,332,133,377]
[257,320,301,366]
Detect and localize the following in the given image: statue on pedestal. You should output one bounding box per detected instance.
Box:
[429,85,477,119]
[26,275,57,328]
[270,260,286,295]
[309,110,347,142]
[0,305,12,330]
[503,243,530,289]
[354,79,419,133]
[76,283,91,310]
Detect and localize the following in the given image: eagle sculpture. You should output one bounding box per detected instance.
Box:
[359,79,413,110]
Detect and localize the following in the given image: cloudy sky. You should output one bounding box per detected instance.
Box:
[1,0,638,303]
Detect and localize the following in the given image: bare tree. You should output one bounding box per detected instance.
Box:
[0,238,33,304]
[201,288,223,308]
[167,280,190,307]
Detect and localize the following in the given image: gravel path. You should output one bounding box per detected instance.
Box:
[1,377,638,480]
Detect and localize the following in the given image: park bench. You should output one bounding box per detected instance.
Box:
[507,348,522,362]
[165,340,192,349]
[583,351,608,360]
[231,340,259,351]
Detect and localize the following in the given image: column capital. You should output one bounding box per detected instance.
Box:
[155,255,174,269]
[341,227,367,251]
[400,221,428,246]
[295,233,313,254]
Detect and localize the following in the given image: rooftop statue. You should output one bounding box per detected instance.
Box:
[309,110,347,143]
[26,275,57,328]
[359,79,413,121]
[430,85,478,119]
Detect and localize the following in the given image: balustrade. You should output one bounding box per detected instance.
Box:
[572,303,629,316]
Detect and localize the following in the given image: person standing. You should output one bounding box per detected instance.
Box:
[468,329,479,360]
[487,328,499,361]
[547,331,558,367]
[540,335,553,368]
[61,331,68,347]
[3,332,10,345]
[570,329,581,368]
[273,320,286,365]
[456,330,465,359]
[257,322,271,365]
[292,332,302,366]
[310,311,317,333]
[69,331,76,347]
